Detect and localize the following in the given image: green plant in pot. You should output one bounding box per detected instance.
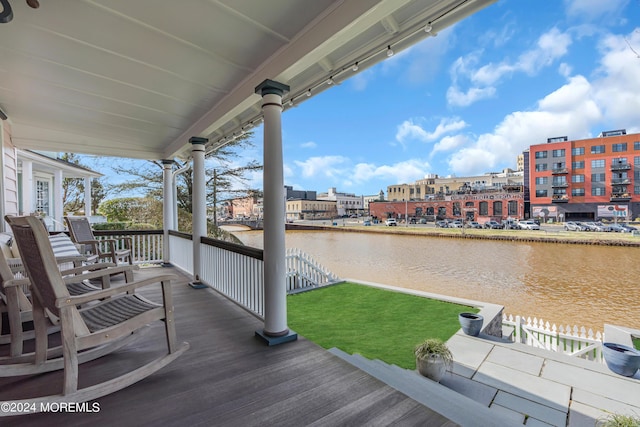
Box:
[414,338,453,382]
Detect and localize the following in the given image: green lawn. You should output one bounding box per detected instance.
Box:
[287,282,478,369]
[633,336,640,351]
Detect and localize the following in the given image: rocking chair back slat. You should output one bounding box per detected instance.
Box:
[7,216,69,317]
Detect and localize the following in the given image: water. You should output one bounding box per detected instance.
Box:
[234,230,640,332]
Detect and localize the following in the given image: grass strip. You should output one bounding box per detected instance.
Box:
[287,282,478,369]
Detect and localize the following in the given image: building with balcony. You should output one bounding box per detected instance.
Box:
[387,170,523,202]
[527,130,640,221]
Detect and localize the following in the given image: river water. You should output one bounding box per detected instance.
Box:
[234,230,640,332]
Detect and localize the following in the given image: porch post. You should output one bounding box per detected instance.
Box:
[84,177,92,217]
[254,79,297,345]
[22,160,33,215]
[54,169,63,231]
[189,137,208,287]
[161,160,174,265]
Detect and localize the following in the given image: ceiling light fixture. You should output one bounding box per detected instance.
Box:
[327,76,334,85]
[352,62,359,72]
[386,45,394,57]
[424,22,432,33]
[306,89,312,97]
[0,108,7,121]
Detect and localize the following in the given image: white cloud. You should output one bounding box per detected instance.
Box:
[446,86,496,107]
[395,117,467,143]
[300,141,317,149]
[564,0,629,21]
[352,159,432,185]
[447,28,572,107]
[431,134,469,157]
[294,156,348,179]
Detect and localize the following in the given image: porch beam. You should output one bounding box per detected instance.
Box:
[254,79,297,345]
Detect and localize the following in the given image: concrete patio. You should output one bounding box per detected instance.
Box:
[443,332,640,426]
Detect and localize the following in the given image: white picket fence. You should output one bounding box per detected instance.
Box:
[285,248,339,292]
[503,314,604,362]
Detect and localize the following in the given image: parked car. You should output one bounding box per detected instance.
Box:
[619,224,638,233]
[435,220,449,228]
[448,220,463,228]
[362,220,372,226]
[564,221,586,231]
[484,220,502,229]
[594,222,612,232]
[385,218,397,226]
[581,222,599,232]
[518,220,540,230]
[466,221,482,229]
[502,220,519,229]
[607,224,625,232]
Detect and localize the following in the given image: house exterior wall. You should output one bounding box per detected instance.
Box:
[1,121,19,219]
[529,130,640,221]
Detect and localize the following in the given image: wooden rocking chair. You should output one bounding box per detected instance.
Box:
[0,237,138,368]
[2,215,188,413]
[65,216,133,265]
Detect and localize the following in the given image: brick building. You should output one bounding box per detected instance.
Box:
[527,129,640,221]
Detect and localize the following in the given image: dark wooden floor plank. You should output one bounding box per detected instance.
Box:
[0,266,456,426]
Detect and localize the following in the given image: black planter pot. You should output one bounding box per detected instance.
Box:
[459,312,483,337]
[602,342,640,377]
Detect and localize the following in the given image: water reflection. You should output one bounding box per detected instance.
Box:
[235,230,640,331]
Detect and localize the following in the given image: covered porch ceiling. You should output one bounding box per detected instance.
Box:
[0,0,496,161]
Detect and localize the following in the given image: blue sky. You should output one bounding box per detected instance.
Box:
[95,0,640,200]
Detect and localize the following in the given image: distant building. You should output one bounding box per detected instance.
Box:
[317,187,364,216]
[285,199,337,221]
[527,129,640,221]
[285,185,316,201]
[387,170,523,202]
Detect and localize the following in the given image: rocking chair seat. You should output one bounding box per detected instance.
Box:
[80,294,158,333]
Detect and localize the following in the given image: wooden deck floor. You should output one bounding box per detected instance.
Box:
[1,266,456,427]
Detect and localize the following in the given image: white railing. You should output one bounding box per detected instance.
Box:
[503,314,604,362]
[201,239,264,317]
[93,230,163,264]
[168,232,193,274]
[164,232,339,318]
[286,248,339,292]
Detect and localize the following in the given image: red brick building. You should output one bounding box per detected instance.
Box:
[369,191,524,223]
[528,129,639,221]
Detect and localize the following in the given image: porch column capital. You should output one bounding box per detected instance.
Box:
[161,159,174,165]
[255,79,290,97]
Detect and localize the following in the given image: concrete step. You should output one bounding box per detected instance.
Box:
[328,348,514,427]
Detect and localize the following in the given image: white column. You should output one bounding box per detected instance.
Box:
[190,138,207,283]
[162,160,174,265]
[54,169,63,230]
[84,177,92,217]
[255,79,296,344]
[22,160,33,215]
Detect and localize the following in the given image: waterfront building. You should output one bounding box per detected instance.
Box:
[369,189,524,223]
[317,187,364,217]
[387,170,523,202]
[527,129,640,222]
[285,198,337,221]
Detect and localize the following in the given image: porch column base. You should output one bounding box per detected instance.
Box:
[255,329,298,346]
[161,262,173,268]
[188,281,208,289]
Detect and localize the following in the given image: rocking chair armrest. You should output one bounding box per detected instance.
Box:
[56,274,178,307]
[62,264,139,284]
[60,262,118,276]
[4,277,31,289]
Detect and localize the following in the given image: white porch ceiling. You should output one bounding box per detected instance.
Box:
[0,0,496,161]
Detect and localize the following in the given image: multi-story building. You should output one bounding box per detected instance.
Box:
[527,129,639,221]
[387,170,523,202]
[317,187,364,217]
[285,199,337,221]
